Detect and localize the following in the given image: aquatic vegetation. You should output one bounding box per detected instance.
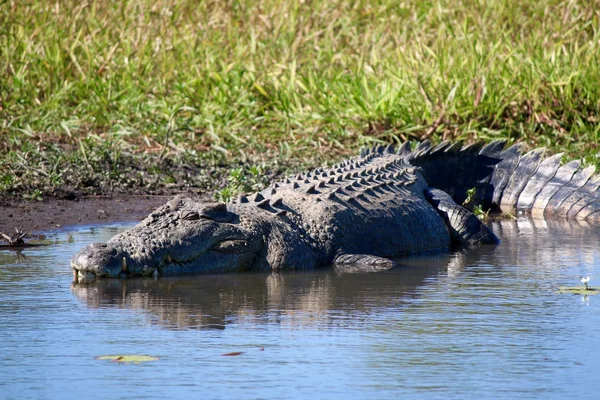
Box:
[95,355,159,364]
[557,277,600,295]
[581,276,591,290]
[557,287,599,296]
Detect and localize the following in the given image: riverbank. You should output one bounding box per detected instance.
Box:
[1,0,598,205]
[0,195,189,234]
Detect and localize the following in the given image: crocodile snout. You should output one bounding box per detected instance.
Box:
[71,243,130,278]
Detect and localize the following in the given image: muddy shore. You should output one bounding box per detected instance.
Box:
[0,195,205,234]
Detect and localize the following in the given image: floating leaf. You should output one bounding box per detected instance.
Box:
[557,286,600,295]
[221,352,244,357]
[96,355,159,363]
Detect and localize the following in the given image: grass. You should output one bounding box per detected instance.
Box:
[1,0,599,199]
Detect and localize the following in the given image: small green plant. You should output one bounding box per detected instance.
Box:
[473,205,490,222]
[247,165,267,192]
[463,187,490,222]
[214,165,269,202]
[462,187,477,207]
[215,187,234,202]
[48,171,63,187]
[0,174,14,190]
[23,189,43,202]
[228,168,246,190]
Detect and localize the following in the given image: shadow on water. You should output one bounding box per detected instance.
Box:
[70,253,468,330]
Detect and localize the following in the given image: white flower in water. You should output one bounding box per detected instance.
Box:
[580,276,591,290]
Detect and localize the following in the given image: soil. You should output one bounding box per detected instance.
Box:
[0,194,209,235]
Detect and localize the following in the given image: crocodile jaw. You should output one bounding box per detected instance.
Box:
[71,239,262,278]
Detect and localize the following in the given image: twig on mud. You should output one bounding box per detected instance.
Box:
[0,228,50,249]
[0,227,30,246]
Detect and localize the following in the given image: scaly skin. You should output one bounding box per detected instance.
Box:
[75,138,600,278]
[72,148,464,278]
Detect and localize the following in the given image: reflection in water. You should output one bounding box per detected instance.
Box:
[3,219,600,399]
[0,249,27,265]
[493,218,600,278]
[71,254,456,330]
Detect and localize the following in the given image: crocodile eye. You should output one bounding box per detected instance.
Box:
[180,210,200,221]
[199,202,233,222]
[210,240,249,254]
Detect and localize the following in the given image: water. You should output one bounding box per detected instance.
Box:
[1,219,600,400]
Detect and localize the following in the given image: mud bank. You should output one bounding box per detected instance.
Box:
[0,195,204,234]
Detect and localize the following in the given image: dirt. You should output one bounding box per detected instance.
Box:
[0,194,208,235]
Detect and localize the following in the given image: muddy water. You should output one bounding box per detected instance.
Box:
[1,220,600,399]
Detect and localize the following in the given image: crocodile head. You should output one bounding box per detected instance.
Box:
[71,196,264,278]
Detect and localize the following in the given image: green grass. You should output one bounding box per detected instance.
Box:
[1,0,599,198]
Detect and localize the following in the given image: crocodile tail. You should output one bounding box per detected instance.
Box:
[405,140,600,220]
[404,139,504,207]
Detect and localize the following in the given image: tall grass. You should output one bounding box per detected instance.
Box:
[1,0,599,195]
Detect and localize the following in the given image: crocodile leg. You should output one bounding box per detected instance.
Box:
[424,188,500,247]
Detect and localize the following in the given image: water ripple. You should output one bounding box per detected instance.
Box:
[1,220,600,399]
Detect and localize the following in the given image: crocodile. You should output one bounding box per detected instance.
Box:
[71,140,600,278]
